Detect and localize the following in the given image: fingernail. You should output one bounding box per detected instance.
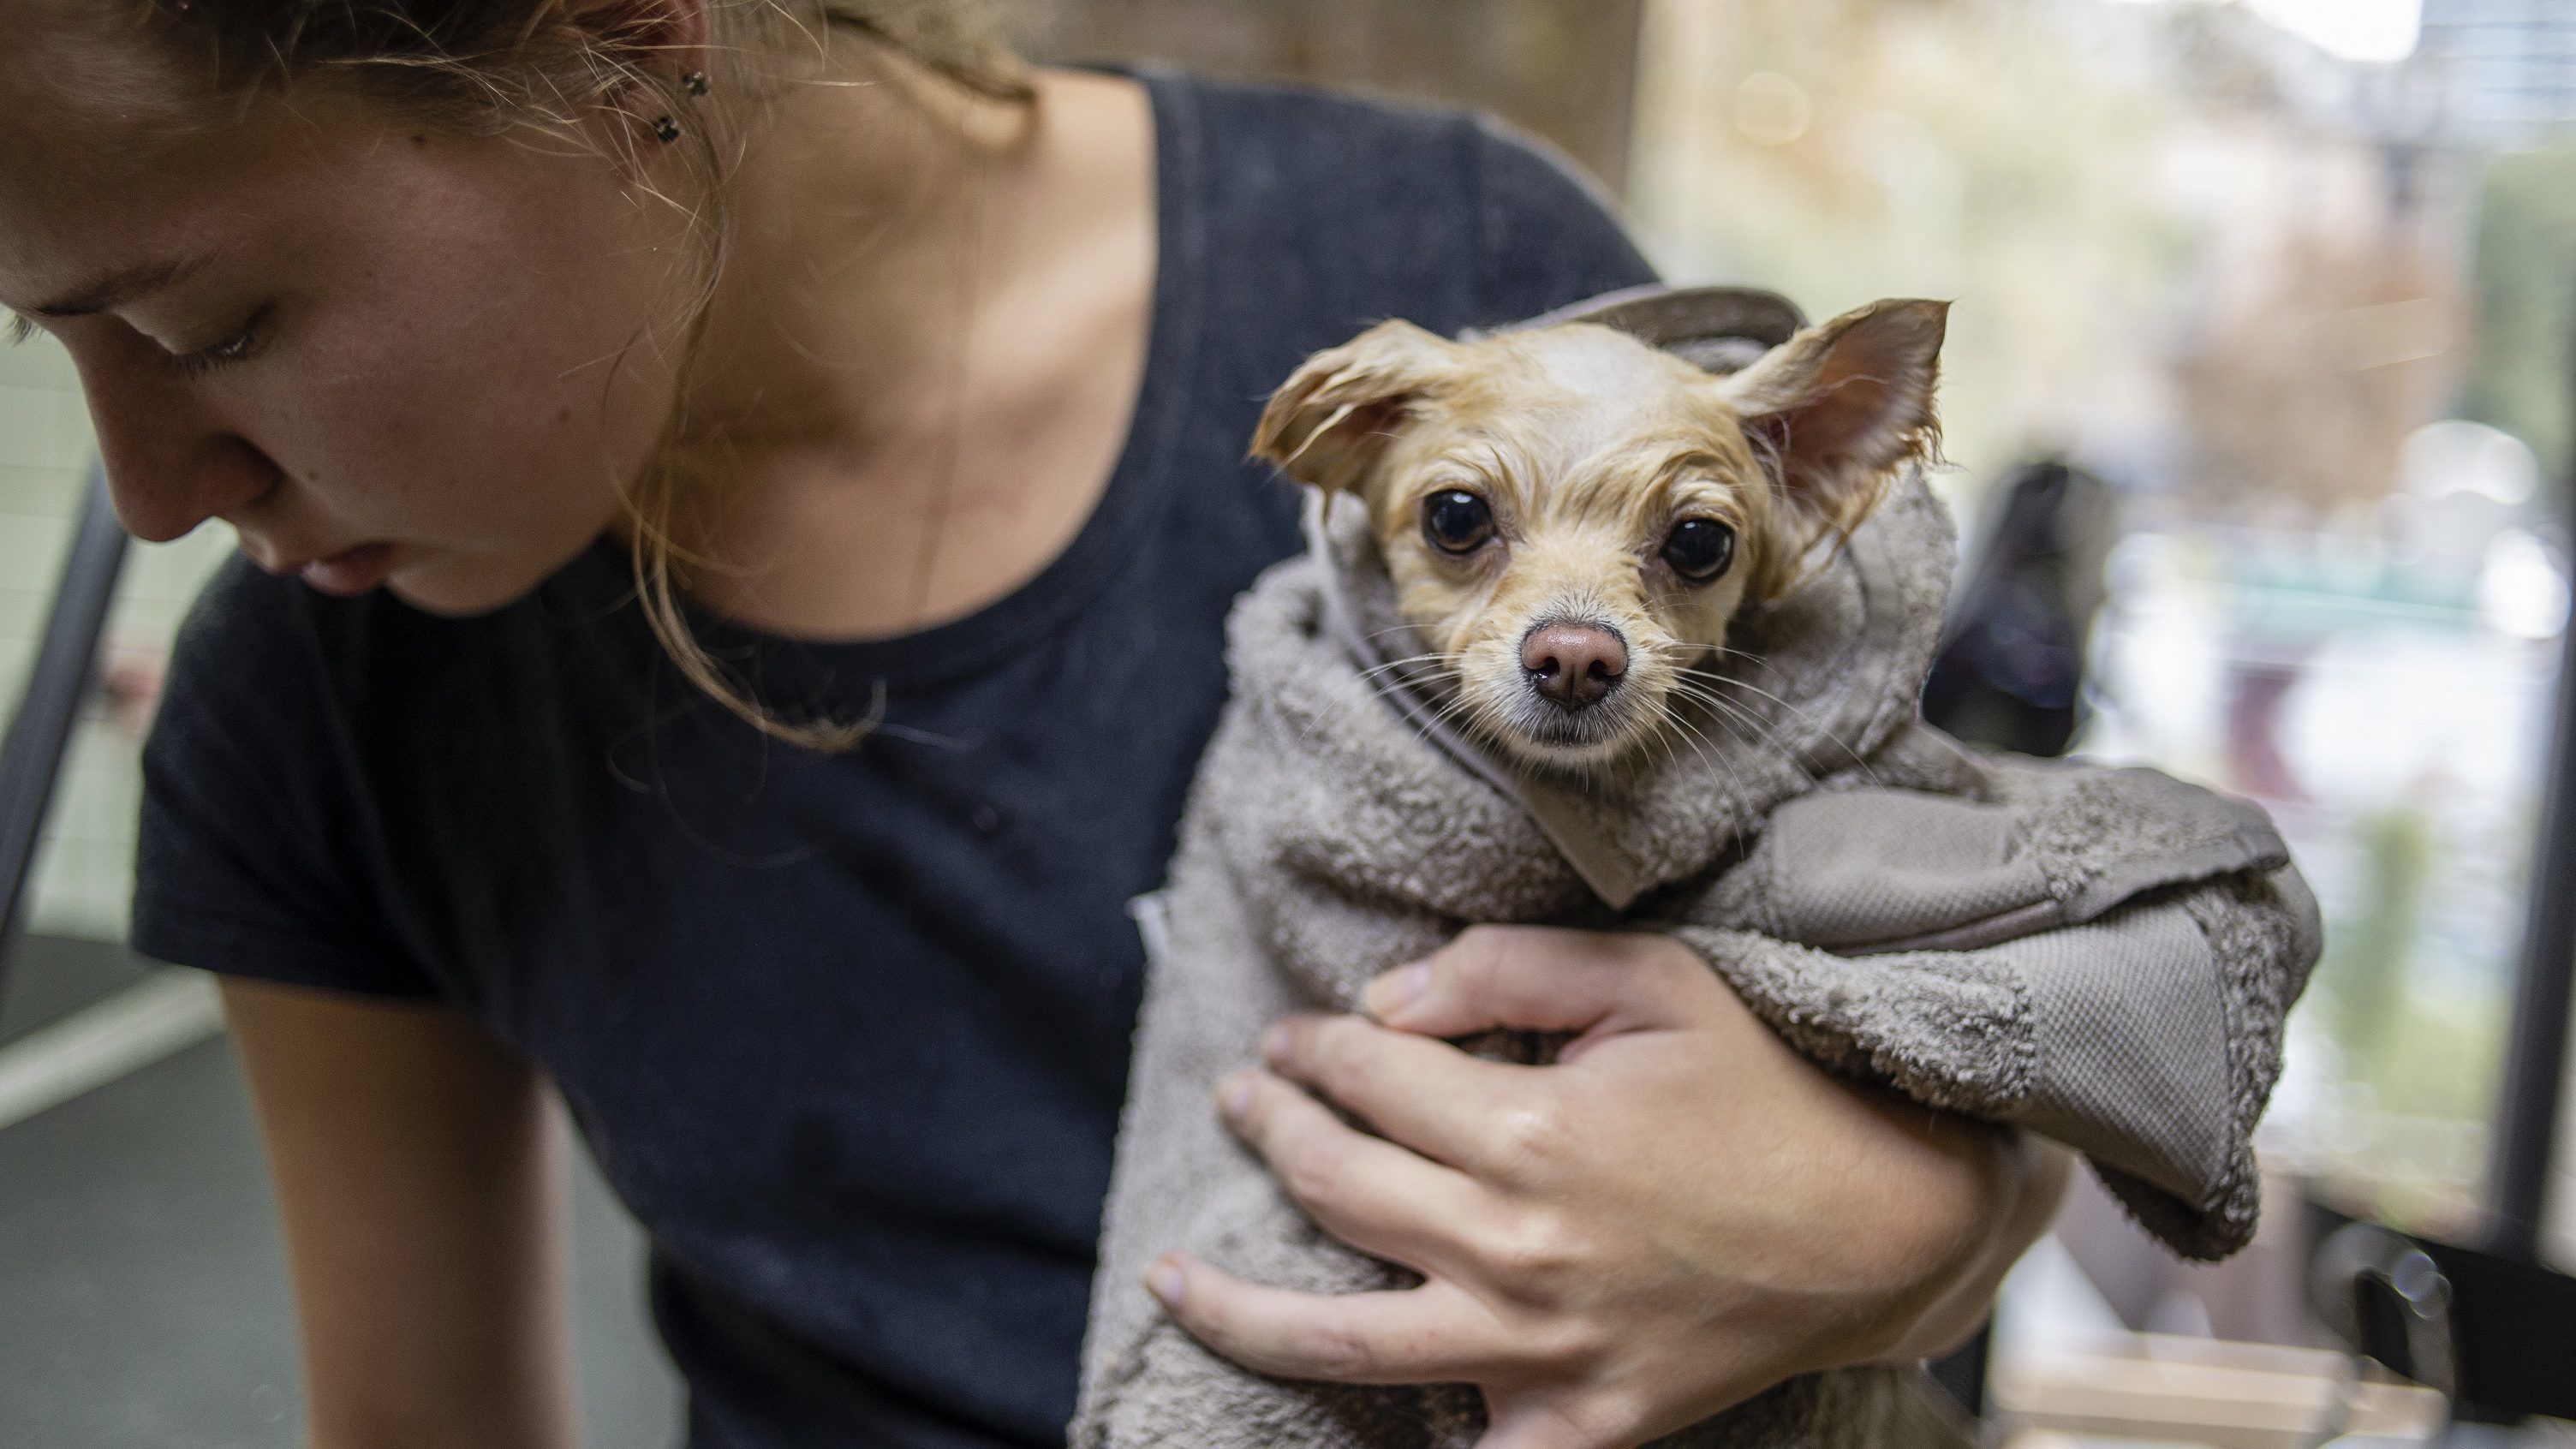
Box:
[1144,1255,1187,1310]
[1363,963,1429,1017]
[1217,1070,1255,1119]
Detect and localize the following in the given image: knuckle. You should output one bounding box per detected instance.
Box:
[1564,1390,1647,1449]
[1311,1020,1376,1091]
[1532,1316,1615,1377]
[1452,922,1519,978]
[1500,1394,1623,1449]
[1291,1319,1382,1380]
[1480,1209,1583,1290]
[1279,1132,1351,1207]
[1175,1272,1238,1339]
[1485,1098,1572,1173]
[1266,1016,1314,1068]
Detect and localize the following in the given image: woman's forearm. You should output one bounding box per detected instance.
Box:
[224,979,584,1449]
[1871,1133,2073,1364]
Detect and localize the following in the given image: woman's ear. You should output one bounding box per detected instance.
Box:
[566,0,713,134]
[570,0,713,65]
[1250,320,1459,498]
[1720,298,1947,545]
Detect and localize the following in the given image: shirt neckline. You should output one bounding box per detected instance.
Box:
[558,65,1207,695]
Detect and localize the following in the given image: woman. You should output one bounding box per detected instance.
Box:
[3,4,2069,1446]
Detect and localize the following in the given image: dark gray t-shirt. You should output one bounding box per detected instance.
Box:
[133,68,1655,1449]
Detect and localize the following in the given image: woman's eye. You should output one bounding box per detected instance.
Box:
[168,307,271,378]
[1422,489,1494,555]
[1661,518,1737,582]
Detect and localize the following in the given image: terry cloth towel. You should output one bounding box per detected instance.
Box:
[1074,290,2323,1449]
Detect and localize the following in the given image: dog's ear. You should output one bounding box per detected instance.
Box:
[1720,298,1947,578]
[1251,320,1461,496]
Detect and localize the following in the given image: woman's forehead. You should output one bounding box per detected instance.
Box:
[0,31,375,311]
[3,0,198,120]
[0,3,208,190]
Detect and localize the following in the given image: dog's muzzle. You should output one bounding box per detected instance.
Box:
[1522,620,1627,713]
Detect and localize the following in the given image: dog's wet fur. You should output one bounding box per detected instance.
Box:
[1252,298,1949,776]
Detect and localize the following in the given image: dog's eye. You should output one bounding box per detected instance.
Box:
[1422,490,1495,555]
[1661,518,1737,583]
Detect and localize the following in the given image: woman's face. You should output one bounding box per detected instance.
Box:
[0,8,694,613]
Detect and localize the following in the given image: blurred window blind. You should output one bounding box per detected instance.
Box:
[2,337,236,945]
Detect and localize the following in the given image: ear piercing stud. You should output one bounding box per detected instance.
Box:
[653,71,707,143]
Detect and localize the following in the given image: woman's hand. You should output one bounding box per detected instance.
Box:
[1143,926,2071,1449]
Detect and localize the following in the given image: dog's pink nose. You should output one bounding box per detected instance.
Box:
[1523,623,1626,710]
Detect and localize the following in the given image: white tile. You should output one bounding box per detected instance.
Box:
[0,331,80,391]
[0,384,91,472]
[0,462,81,516]
[1,515,73,594]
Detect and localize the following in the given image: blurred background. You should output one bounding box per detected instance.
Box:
[5,0,2574,1444]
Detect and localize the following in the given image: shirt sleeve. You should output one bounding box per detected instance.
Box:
[128,558,441,999]
[1466,114,1661,329]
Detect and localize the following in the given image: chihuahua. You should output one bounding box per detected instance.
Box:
[1249,297,1949,775]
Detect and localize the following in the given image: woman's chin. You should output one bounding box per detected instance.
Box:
[382,551,546,618]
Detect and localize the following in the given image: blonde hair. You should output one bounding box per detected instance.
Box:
[140,1,1034,751]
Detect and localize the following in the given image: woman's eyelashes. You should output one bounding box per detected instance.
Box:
[164,304,273,378]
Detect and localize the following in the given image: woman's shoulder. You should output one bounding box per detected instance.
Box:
[147,544,620,796]
[157,552,352,740]
[158,548,533,713]
[1138,66,1658,337]
[133,555,424,992]
[134,547,625,996]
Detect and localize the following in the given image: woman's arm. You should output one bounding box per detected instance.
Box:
[1873,1130,2072,1363]
[221,977,582,1449]
[1146,927,2065,1449]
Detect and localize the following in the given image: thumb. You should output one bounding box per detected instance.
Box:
[1363,926,1700,1041]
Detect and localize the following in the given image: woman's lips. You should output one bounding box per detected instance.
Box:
[298,541,397,598]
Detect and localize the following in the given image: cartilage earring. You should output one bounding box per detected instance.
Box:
[683,70,710,98]
[653,115,682,144]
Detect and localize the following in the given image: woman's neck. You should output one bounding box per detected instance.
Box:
[642,51,1157,641]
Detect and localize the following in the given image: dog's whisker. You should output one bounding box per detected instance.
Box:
[1676,665,1882,785]
[1655,708,1744,802]
[1688,684,1797,759]
[1357,652,1463,683]
[1661,679,1777,764]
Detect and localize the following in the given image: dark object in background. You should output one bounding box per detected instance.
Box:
[0,466,127,988]
[2305,1200,2576,1424]
[1920,459,2121,758]
[1917,458,2120,1416]
[2485,455,2576,1261]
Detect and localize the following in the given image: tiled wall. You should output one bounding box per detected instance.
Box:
[2,335,238,944]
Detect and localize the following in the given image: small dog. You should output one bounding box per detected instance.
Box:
[1249,296,1948,773]
[1080,291,2315,1449]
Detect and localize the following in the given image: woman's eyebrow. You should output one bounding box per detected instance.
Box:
[24,251,217,319]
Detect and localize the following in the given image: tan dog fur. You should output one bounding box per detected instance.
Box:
[1251,298,1950,774]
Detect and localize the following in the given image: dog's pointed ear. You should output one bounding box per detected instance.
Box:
[1251,320,1461,496]
[1720,298,1947,545]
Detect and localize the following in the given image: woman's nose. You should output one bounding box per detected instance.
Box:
[78,354,279,544]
